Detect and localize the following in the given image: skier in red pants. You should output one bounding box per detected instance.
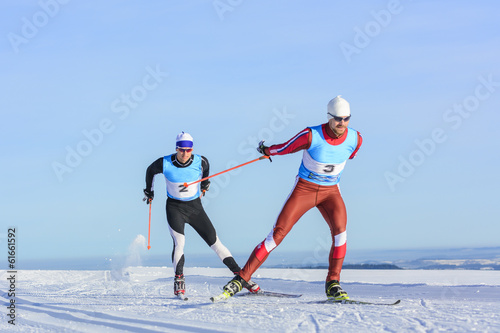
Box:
[220,96,362,301]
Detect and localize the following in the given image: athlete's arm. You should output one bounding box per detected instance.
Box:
[349,132,363,159]
[200,156,210,191]
[145,157,163,191]
[267,128,312,156]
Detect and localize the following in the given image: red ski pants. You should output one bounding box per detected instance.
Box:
[239,177,348,282]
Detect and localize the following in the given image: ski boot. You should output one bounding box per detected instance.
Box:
[233,272,260,293]
[244,279,261,294]
[211,275,258,302]
[222,275,245,298]
[234,272,260,294]
[325,280,349,301]
[174,274,186,296]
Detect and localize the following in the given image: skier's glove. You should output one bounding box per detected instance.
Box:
[200,181,210,196]
[257,140,269,156]
[143,189,154,203]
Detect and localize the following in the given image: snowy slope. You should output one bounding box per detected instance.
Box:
[1,268,499,332]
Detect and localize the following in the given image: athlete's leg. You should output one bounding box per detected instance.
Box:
[166,199,187,276]
[187,198,241,273]
[316,184,347,281]
[239,178,317,282]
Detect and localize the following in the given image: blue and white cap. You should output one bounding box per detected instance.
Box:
[176,132,194,149]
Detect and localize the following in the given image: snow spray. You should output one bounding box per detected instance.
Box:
[125,234,147,267]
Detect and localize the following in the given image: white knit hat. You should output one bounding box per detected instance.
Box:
[176,132,193,148]
[327,95,350,120]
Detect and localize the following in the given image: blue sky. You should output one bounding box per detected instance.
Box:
[1,0,499,267]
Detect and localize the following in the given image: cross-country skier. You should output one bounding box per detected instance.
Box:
[144,132,260,298]
[220,96,362,301]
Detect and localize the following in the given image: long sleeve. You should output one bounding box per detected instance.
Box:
[267,128,312,156]
[145,157,163,191]
[200,156,210,190]
[349,132,363,159]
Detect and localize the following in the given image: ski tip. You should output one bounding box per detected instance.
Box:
[210,296,223,303]
[210,292,230,303]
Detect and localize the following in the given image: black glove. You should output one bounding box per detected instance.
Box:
[200,181,210,196]
[257,140,269,156]
[143,189,154,203]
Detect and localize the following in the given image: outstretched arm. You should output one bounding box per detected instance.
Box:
[266,128,312,156]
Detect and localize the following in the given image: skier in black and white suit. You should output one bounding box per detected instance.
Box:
[144,132,259,297]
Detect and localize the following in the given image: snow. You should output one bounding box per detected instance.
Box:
[2,267,500,332]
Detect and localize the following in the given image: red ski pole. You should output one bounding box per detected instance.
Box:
[183,155,270,188]
[147,201,152,250]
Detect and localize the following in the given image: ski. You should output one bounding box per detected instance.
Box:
[210,290,231,303]
[211,290,302,302]
[312,299,401,306]
[176,293,188,301]
[238,290,302,298]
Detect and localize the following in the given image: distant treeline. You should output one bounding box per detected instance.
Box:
[270,263,403,270]
[343,263,403,270]
[418,264,500,270]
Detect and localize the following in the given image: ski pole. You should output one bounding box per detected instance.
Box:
[147,201,152,250]
[183,155,270,188]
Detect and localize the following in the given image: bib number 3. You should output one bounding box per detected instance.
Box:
[323,165,335,173]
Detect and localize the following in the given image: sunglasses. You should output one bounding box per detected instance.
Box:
[177,148,193,153]
[329,113,351,122]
